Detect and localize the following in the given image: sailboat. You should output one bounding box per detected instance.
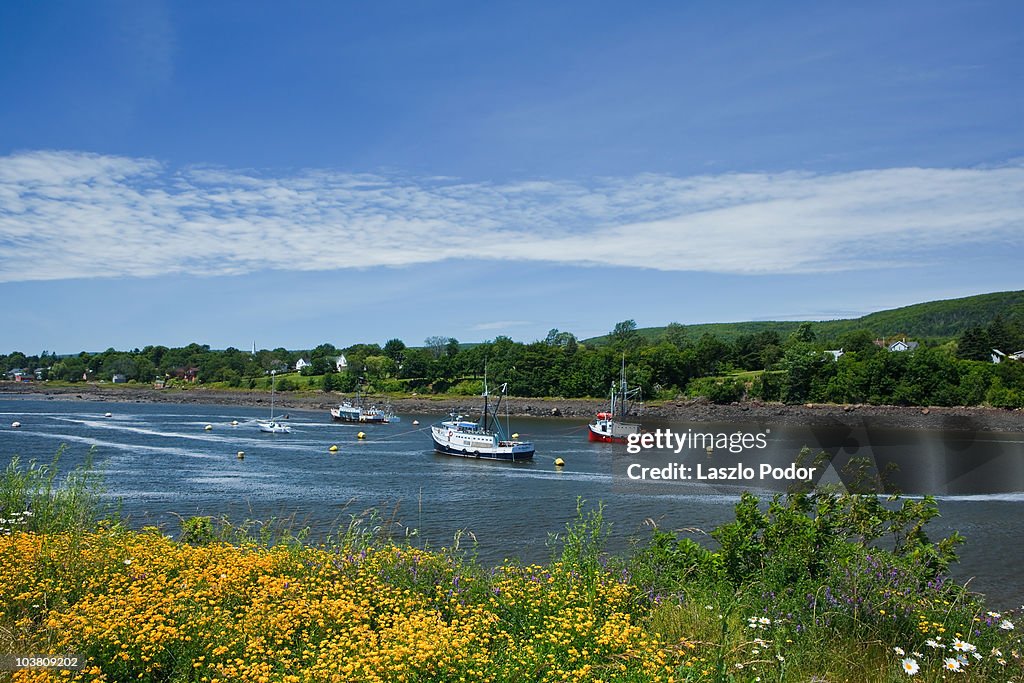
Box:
[588,357,642,443]
[430,371,534,461]
[259,370,292,434]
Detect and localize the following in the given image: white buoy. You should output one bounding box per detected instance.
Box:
[205,424,213,431]
[104,412,113,418]
[237,451,245,459]
[11,421,21,428]
[412,420,420,426]
[231,420,239,426]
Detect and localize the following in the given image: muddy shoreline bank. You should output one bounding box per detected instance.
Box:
[3,382,1022,432]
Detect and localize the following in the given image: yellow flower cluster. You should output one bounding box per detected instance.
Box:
[0,532,681,682]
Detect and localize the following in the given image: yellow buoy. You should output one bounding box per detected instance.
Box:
[329,444,339,452]
[357,432,366,440]
[205,424,213,431]
[554,458,565,467]
[237,451,245,459]
[512,433,519,439]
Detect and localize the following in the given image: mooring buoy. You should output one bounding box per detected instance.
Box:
[555,458,565,467]
[329,444,339,452]
[357,432,366,440]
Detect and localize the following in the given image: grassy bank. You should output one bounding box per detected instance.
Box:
[1,456,1023,681]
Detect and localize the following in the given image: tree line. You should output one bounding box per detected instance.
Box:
[2,314,1023,408]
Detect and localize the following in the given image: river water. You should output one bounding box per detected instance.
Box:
[2,396,1022,608]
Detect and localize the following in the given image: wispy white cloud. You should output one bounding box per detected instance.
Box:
[0,151,1021,283]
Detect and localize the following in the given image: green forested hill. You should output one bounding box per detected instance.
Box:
[586,290,1024,344]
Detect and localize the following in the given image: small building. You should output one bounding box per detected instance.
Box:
[992,349,1007,364]
[888,339,919,353]
[825,348,844,361]
[169,367,199,383]
[1010,350,1024,362]
[295,358,311,371]
[334,354,348,372]
[111,373,127,383]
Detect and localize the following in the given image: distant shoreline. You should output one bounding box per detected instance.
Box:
[2,381,1022,432]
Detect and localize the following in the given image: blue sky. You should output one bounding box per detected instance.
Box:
[1,1,1022,354]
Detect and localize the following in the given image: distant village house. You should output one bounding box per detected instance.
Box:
[992,349,1024,364]
[168,366,199,383]
[825,348,844,361]
[880,335,921,352]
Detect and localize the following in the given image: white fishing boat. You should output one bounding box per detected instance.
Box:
[258,370,292,434]
[330,384,400,423]
[430,376,533,461]
[588,357,641,443]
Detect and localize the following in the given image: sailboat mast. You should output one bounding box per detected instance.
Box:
[270,370,276,419]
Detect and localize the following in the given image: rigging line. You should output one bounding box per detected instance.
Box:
[352,425,433,442]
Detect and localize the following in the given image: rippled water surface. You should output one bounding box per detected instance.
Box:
[2,396,1022,608]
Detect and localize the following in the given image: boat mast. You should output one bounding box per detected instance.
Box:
[482,365,489,432]
[270,370,276,420]
[619,355,627,422]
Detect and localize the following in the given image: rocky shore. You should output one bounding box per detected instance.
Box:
[3,381,1022,432]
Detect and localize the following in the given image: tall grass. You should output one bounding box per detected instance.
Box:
[0,446,108,535]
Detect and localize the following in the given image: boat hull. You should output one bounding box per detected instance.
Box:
[430,423,534,461]
[588,420,641,443]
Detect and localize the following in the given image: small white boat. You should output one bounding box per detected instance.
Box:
[258,420,292,434]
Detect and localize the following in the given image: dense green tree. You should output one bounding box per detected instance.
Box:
[383,338,406,363]
[956,326,991,361]
[662,322,688,349]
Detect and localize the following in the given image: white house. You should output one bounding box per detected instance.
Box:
[888,339,919,352]
[334,354,348,372]
[295,358,311,371]
[825,348,844,361]
[992,349,1006,364]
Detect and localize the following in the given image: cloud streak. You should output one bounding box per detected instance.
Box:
[0,150,1021,283]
